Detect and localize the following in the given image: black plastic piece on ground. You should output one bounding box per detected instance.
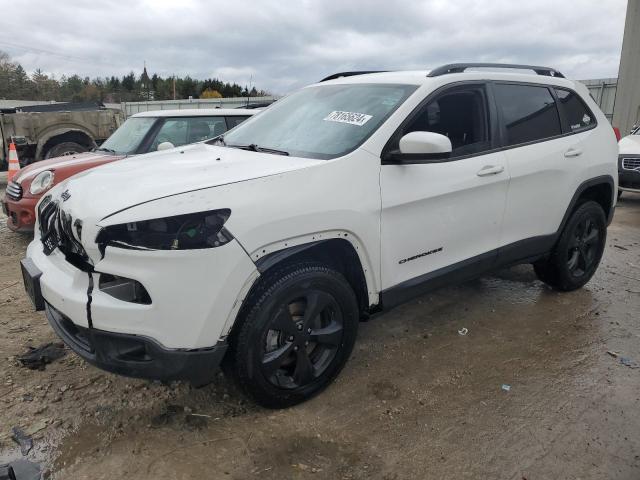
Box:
[0,465,16,480]
[10,427,33,456]
[17,342,66,370]
[427,63,565,78]
[1,460,40,480]
[46,303,227,386]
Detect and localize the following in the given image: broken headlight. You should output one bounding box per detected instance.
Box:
[96,209,232,252]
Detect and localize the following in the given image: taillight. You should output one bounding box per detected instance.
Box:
[613,126,621,141]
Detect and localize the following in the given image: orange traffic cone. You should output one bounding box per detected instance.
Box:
[7,143,20,182]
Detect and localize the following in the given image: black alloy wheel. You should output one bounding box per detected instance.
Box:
[227,262,359,408]
[261,290,343,389]
[566,217,601,278]
[533,200,607,291]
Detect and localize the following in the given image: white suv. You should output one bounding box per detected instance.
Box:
[21,64,618,408]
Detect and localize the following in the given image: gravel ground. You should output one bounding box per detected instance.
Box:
[0,187,639,479]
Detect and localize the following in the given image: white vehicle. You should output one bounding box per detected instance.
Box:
[21,63,618,408]
[617,125,640,196]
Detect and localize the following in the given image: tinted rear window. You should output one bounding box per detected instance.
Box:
[494,84,562,146]
[554,88,595,132]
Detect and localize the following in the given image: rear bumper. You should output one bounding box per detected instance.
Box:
[46,303,228,385]
[2,195,38,232]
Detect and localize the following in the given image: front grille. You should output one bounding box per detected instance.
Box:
[38,199,60,254]
[622,157,640,171]
[5,181,22,201]
[38,199,92,270]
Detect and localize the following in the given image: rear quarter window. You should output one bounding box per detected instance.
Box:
[493,83,562,146]
[554,88,596,133]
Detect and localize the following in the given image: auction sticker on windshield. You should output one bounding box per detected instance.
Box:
[324,111,373,126]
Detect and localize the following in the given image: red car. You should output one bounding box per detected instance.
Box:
[2,108,254,231]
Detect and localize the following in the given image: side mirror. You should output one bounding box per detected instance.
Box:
[157,141,175,151]
[383,131,452,164]
[399,131,452,155]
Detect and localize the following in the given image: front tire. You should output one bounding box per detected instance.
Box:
[534,200,607,291]
[227,262,359,408]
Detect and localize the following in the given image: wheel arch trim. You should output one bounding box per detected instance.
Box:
[35,127,96,159]
[559,175,615,231]
[219,231,379,339]
[253,231,378,303]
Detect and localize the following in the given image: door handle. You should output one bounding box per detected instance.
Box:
[476,165,504,176]
[564,148,583,158]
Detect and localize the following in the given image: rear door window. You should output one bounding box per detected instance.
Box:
[493,84,562,146]
[554,88,596,133]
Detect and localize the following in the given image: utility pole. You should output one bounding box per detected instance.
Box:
[172,76,176,100]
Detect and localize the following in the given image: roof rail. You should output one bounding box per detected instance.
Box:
[427,63,564,78]
[320,71,388,82]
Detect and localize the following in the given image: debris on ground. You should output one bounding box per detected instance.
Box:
[458,328,468,336]
[0,464,16,480]
[184,413,210,430]
[613,245,629,250]
[501,384,511,392]
[17,342,66,370]
[150,404,184,429]
[607,351,639,368]
[11,427,33,456]
[619,357,639,369]
[1,459,41,480]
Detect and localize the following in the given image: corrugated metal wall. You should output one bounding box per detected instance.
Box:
[581,78,617,122]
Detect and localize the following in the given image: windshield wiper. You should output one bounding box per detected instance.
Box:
[94,146,116,153]
[229,143,290,156]
[209,135,226,146]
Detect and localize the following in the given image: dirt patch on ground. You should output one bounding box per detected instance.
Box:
[1,191,639,479]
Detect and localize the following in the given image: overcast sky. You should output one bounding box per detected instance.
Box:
[0,0,628,95]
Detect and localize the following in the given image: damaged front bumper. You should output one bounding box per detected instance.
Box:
[46,303,227,385]
[23,226,258,384]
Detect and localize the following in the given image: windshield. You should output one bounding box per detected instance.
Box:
[220,83,418,159]
[99,117,157,154]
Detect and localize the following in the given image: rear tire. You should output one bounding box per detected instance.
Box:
[44,142,88,159]
[533,200,607,291]
[227,262,359,408]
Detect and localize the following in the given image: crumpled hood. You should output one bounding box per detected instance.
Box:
[618,134,640,155]
[52,143,323,221]
[14,152,117,183]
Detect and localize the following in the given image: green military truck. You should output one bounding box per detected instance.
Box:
[0,102,123,169]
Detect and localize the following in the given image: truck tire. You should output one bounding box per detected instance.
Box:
[227,262,359,408]
[44,142,88,159]
[533,200,607,291]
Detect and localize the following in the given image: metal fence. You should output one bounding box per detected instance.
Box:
[581,78,617,122]
[106,96,279,117]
